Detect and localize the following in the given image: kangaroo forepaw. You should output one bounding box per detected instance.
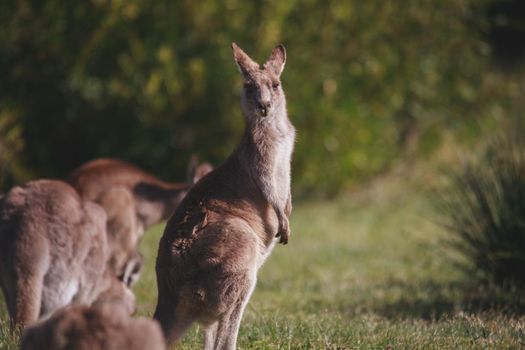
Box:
[275,219,290,245]
[275,229,289,244]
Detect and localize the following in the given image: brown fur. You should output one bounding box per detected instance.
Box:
[154,43,295,349]
[68,158,212,284]
[0,179,134,328]
[20,303,165,350]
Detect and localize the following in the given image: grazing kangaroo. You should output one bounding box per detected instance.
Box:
[20,303,165,350]
[154,42,295,349]
[68,158,212,284]
[0,179,135,328]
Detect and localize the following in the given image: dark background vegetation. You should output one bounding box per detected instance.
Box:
[0,0,524,196]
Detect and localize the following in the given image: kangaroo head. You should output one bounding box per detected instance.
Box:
[232,42,286,123]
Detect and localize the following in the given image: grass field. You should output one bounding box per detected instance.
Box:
[1,180,525,349]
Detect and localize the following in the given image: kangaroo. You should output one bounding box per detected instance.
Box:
[0,179,135,328]
[20,302,165,350]
[68,158,213,284]
[154,42,295,349]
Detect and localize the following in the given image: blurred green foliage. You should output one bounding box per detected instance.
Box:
[0,0,521,195]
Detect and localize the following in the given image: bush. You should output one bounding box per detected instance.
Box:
[0,1,521,195]
[439,132,525,287]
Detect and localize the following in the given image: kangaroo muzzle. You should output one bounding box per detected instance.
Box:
[257,101,270,116]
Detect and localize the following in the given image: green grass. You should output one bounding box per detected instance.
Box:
[1,187,525,349]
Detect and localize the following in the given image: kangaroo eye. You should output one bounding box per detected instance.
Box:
[272,83,280,91]
[244,83,255,93]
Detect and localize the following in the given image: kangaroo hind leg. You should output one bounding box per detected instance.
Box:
[153,292,195,346]
[203,321,218,350]
[12,241,50,328]
[212,271,256,350]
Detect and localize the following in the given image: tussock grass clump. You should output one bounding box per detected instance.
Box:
[440,134,525,287]
[0,317,20,350]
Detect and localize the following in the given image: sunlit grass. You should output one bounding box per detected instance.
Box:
[1,186,524,349]
[136,189,525,349]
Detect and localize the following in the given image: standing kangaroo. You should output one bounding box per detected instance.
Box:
[68,158,212,284]
[154,43,295,349]
[0,179,135,328]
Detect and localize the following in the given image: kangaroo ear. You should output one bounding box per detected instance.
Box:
[264,44,286,77]
[186,155,213,185]
[186,155,199,184]
[232,42,258,78]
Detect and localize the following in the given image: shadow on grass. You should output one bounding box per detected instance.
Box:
[367,279,525,321]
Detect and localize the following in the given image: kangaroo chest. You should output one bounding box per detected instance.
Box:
[251,125,294,206]
[272,132,294,201]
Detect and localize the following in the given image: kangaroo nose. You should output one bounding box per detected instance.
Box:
[257,101,271,116]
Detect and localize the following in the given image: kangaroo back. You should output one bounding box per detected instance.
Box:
[20,303,165,350]
[0,179,132,328]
